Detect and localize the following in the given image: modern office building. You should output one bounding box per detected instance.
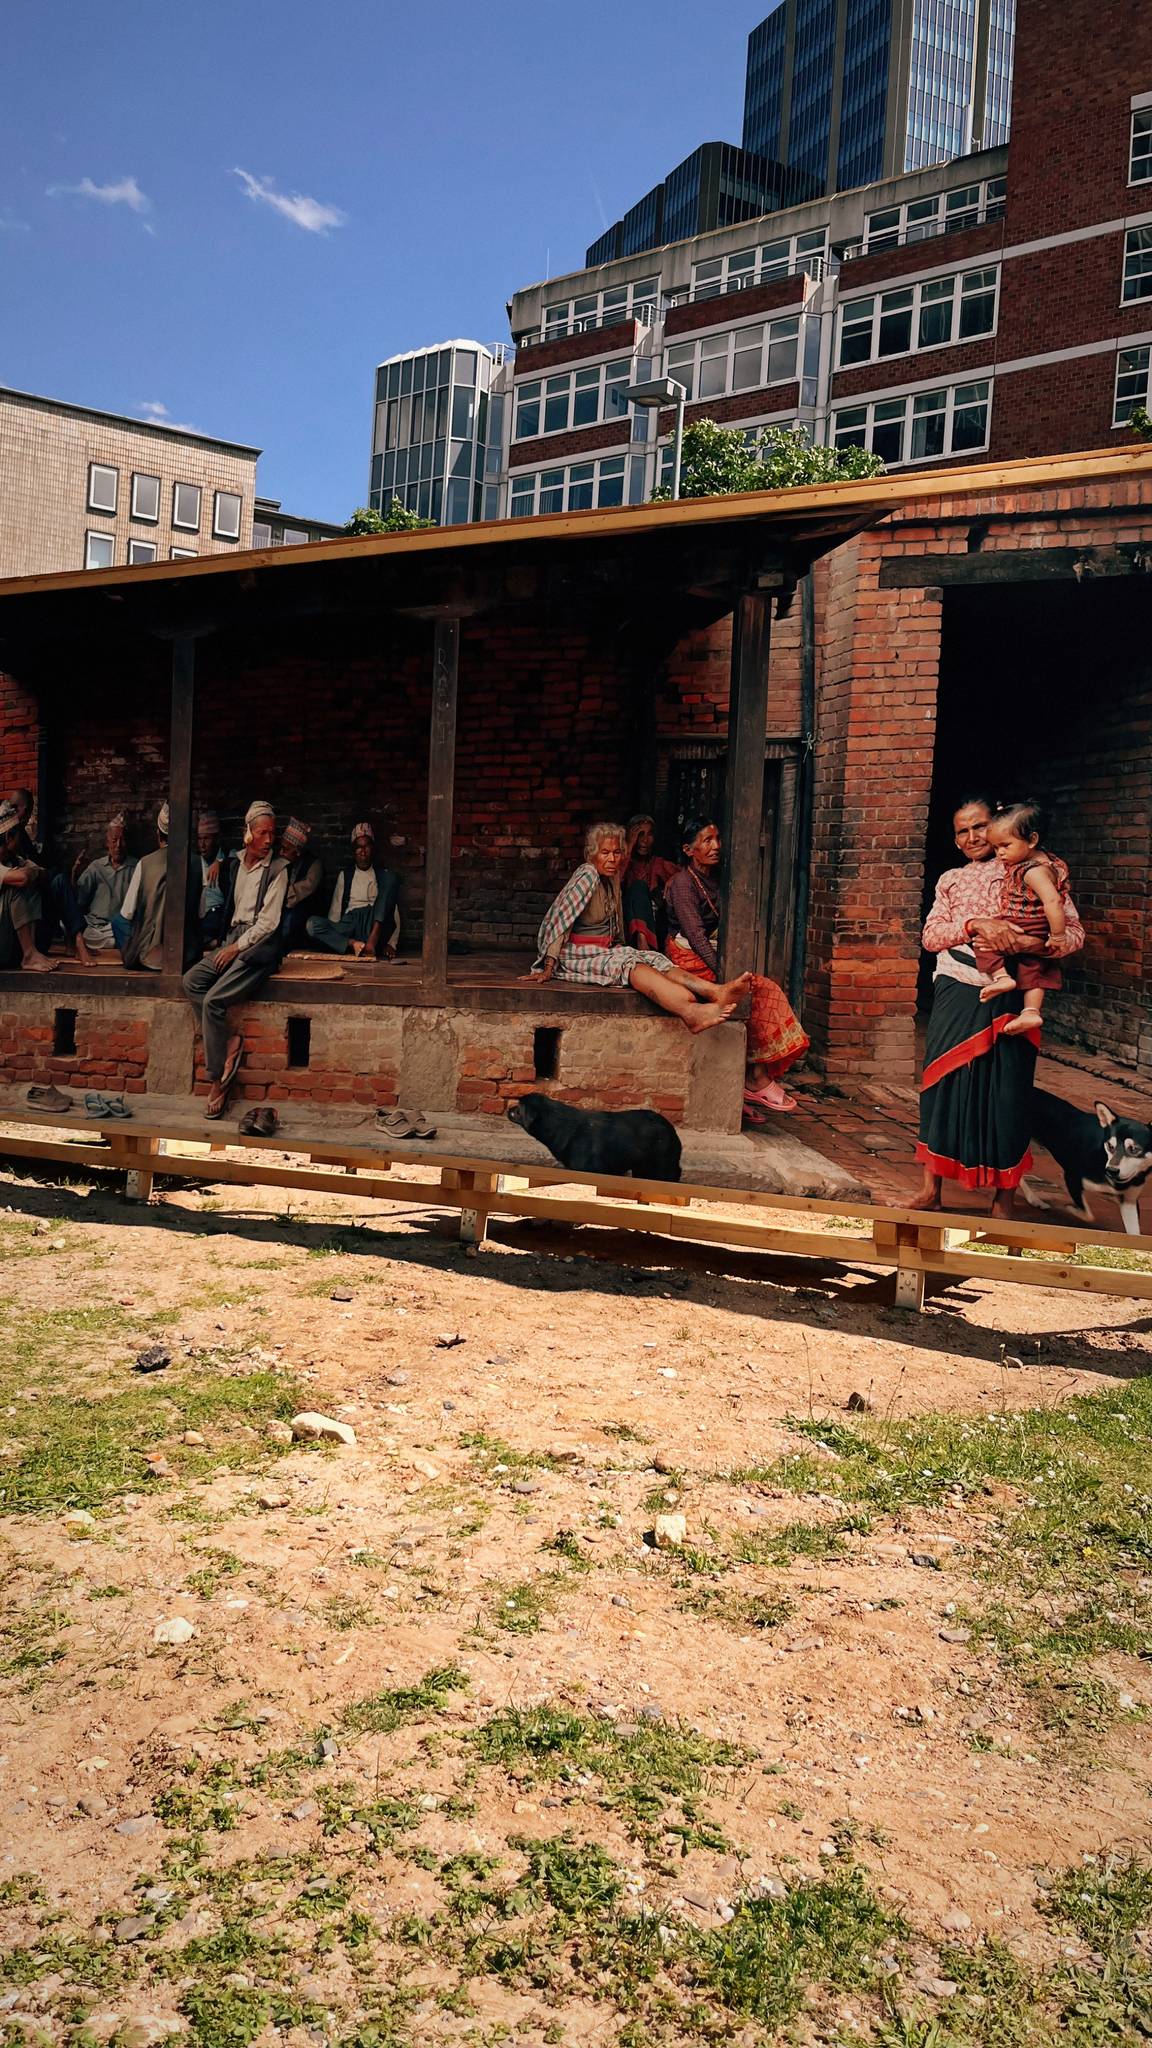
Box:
[586,142,822,268]
[0,386,260,579]
[367,341,506,526]
[743,0,1017,191]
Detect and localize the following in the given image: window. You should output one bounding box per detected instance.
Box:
[170,547,198,559]
[128,539,157,564]
[130,472,160,522]
[1114,345,1151,425]
[508,454,627,517]
[173,481,201,531]
[84,530,115,569]
[281,525,309,546]
[860,176,1005,253]
[689,228,827,301]
[1122,226,1152,302]
[837,267,998,366]
[513,358,631,440]
[541,278,658,338]
[87,463,118,514]
[665,315,800,402]
[1131,108,1152,184]
[251,521,273,547]
[213,490,242,540]
[832,380,991,465]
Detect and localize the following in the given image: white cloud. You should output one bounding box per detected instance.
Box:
[139,401,202,434]
[231,167,345,234]
[47,174,151,215]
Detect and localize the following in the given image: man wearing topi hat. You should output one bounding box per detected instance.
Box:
[0,797,54,971]
[182,801,289,1118]
[305,821,399,959]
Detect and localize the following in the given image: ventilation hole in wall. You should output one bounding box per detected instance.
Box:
[287,1016,311,1069]
[53,1008,77,1058]
[533,1026,561,1081]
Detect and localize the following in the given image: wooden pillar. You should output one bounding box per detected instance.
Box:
[421,616,460,994]
[719,590,772,979]
[162,633,196,978]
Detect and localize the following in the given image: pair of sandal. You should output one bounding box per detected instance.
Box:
[204,1040,245,1121]
[238,1105,280,1139]
[375,1107,437,1140]
[84,1093,132,1119]
[742,1079,799,1125]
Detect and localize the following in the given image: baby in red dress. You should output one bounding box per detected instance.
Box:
[973,799,1070,1036]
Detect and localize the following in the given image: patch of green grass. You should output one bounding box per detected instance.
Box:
[541,1529,592,1572]
[155,1761,246,1834]
[183,1548,246,1599]
[316,1782,422,1853]
[601,1421,649,1443]
[0,1875,45,1909]
[323,1594,376,1632]
[0,1303,302,1511]
[686,1867,905,2026]
[492,1578,555,1634]
[1043,1854,1152,1948]
[339,1662,469,1736]
[678,1584,795,1634]
[473,1702,749,1847]
[0,1606,71,1687]
[458,1430,563,1475]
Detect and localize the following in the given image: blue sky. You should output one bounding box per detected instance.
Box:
[2,1,757,521]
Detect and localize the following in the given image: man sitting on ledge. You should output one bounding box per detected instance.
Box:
[0,798,54,972]
[114,803,171,970]
[76,813,137,952]
[306,821,399,959]
[182,800,288,1118]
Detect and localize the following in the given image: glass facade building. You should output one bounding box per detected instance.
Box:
[741,0,1014,190]
[369,342,504,527]
[585,142,820,268]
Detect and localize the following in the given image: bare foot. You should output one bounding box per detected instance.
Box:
[991,1189,1016,1218]
[74,938,95,967]
[348,941,366,958]
[979,973,1016,1003]
[686,1000,737,1034]
[1001,1012,1040,1036]
[907,1174,943,1211]
[21,949,57,973]
[715,972,754,1004]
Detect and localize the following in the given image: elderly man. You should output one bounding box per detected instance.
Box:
[278,816,324,951]
[0,798,54,971]
[182,801,288,1118]
[114,803,172,970]
[305,822,399,959]
[75,814,137,951]
[194,809,228,956]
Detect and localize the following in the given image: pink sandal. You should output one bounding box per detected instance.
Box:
[744,1080,798,1113]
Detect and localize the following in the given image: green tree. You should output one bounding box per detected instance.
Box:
[1129,405,1152,441]
[343,501,433,534]
[653,419,885,500]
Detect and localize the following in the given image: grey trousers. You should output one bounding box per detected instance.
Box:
[182,942,277,1082]
[0,881,42,968]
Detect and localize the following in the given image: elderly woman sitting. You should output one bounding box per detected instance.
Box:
[530,820,748,1033]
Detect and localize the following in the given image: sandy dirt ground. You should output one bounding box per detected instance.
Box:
[1,1158,1150,2047]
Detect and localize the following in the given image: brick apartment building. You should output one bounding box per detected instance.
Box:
[0,387,261,578]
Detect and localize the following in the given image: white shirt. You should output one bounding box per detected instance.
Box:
[229,853,288,953]
[329,865,378,920]
[118,862,144,923]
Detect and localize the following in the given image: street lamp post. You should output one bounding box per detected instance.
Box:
[624,376,688,500]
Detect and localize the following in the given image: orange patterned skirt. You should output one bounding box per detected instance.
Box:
[665,942,809,1077]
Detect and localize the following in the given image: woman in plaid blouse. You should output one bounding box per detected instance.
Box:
[530,821,749,1033]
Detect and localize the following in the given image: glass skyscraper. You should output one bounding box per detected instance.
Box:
[742,0,1015,192]
[369,342,505,527]
[585,142,820,268]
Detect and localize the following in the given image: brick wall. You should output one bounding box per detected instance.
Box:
[508,419,630,472]
[192,1003,403,1108]
[1005,0,1152,241]
[663,275,807,338]
[0,996,149,1093]
[514,322,638,376]
[0,668,40,794]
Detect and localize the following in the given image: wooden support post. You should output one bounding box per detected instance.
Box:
[444,1166,497,1247]
[719,590,772,978]
[422,617,460,995]
[120,1135,160,1202]
[875,1219,949,1313]
[162,633,196,978]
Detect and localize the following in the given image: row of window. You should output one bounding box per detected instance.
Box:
[687,228,827,301]
[861,176,1006,253]
[87,462,242,539]
[666,316,800,401]
[1115,344,1151,424]
[1132,106,1151,184]
[1123,225,1152,303]
[832,380,991,466]
[541,277,659,339]
[838,266,998,367]
[513,358,631,441]
[509,454,629,518]
[85,532,197,569]
[377,381,486,454]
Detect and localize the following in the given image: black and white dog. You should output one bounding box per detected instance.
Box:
[1025,1090,1152,1237]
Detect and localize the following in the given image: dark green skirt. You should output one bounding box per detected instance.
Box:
[916,974,1039,1192]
